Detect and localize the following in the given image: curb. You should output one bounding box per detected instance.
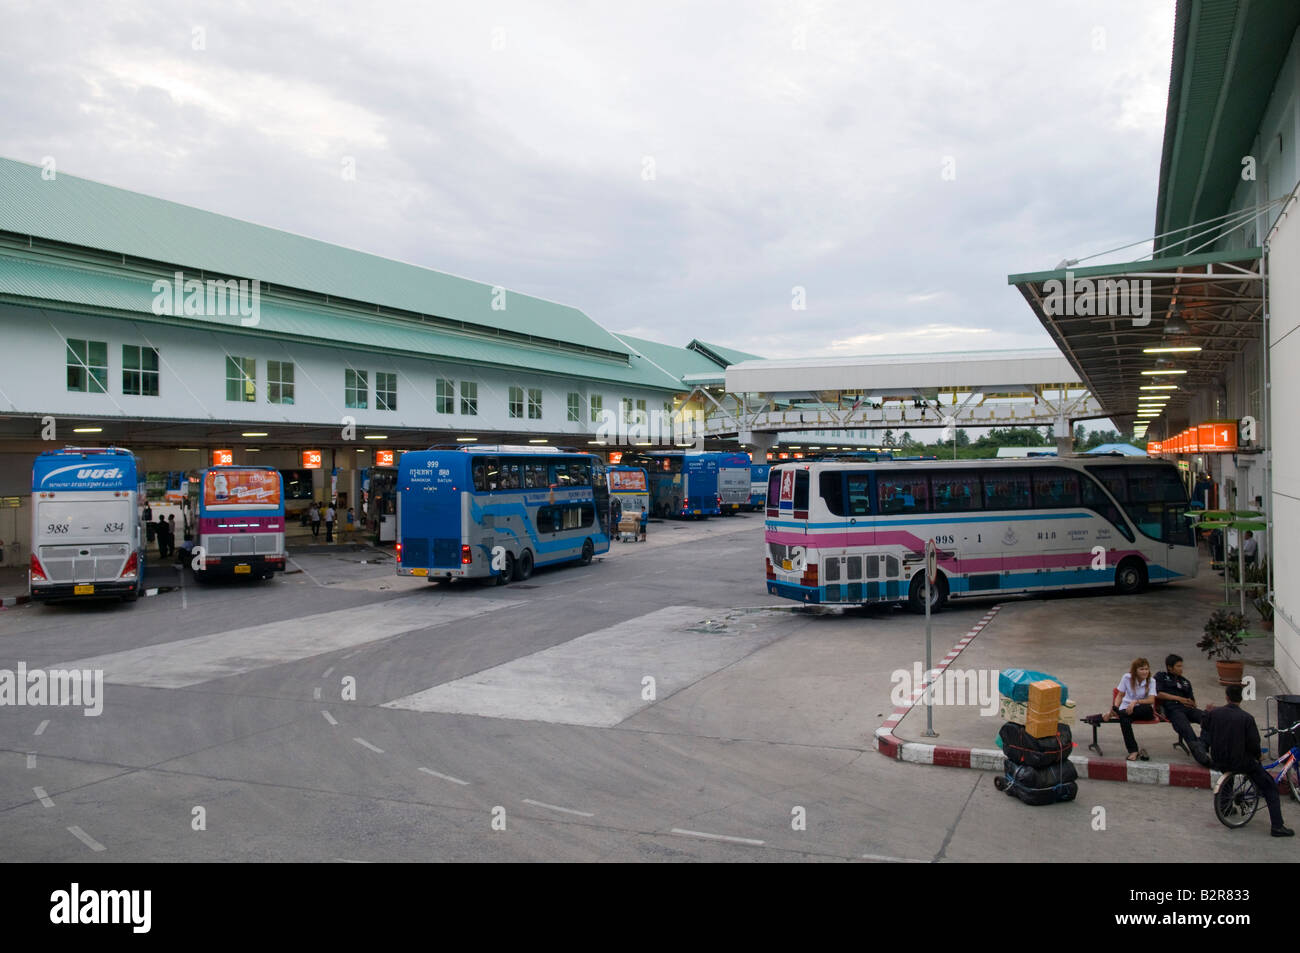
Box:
[0,594,31,607]
[873,604,1217,789]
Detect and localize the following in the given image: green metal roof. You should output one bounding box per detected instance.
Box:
[1006,246,1263,285]
[1154,0,1300,254]
[0,251,684,391]
[686,339,765,367]
[0,156,630,356]
[613,333,724,382]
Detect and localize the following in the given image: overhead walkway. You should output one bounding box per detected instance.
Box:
[686,348,1105,447]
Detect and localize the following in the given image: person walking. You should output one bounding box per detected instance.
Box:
[1203,684,1294,836]
[325,502,336,544]
[309,502,321,539]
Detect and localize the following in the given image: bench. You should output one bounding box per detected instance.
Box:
[1082,690,1190,758]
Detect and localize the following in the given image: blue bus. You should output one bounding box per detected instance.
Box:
[396,446,610,584]
[620,450,721,518]
[748,463,770,511]
[30,447,145,603]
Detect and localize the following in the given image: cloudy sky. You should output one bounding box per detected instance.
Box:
[1,0,1174,359]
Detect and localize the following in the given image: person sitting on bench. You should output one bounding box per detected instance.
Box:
[1106,657,1157,761]
[1154,653,1212,767]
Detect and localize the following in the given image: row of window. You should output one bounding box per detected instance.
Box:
[535,503,596,533]
[65,339,659,418]
[470,457,595,492]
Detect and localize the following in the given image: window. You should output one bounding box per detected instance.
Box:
[226,356,256,402]
[376,372,397,411]
[621,398,633,424]
[590,394,603,424]
[345,369,368,409]
[931,471,981,512]
[436,378,454,414]
[635,398,647,426]
[524,462,548,488]
[538,503,595,533]
[793,471,809,511]
[528,388,543,419]
[267,360,294,405]
[508,386,524,418]
[982,470,1031,510]
[567,392,581,422]
[1031,469,1080,508]
[122,345,159,396]
[1081,474,1134,542]
[67,339,108,393]
[473,457,501,491]
[1089,464,1192,545]
[877,472,929,514]
[846,473,873,515]
[500,460,522,489]
[460,380,478,416]
[820,471,846,515]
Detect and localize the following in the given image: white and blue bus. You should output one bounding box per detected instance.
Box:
[765,456,1197,612]
[748,463,771,511]
[29,447,146,603]
[396,446,610,584]
[717,451,753,515]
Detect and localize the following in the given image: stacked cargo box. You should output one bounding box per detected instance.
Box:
[996,669,1078,805]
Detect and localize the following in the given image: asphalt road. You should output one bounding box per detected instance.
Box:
[0,517,1293,862]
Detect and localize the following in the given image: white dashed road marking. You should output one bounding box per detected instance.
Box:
[418,767,469,786]
[353,737,384,754]
[669,828,765,846]
[34,720,49,736]
[522,798,594,818]
[321,711,338,726]
[33,787,54,808]
[67,826,106,852]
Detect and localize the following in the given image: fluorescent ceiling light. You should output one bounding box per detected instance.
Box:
[1143,346,1201,354]
[1140,385,1179,391]
[364,435,387,440]
[72,427,102,433]
[241,432,268,437]
[1141,369,1187,376]
[456,437,478,442]
[528,439,549,444]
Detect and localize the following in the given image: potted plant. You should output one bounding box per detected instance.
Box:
[1253,594,1275,632]
[1197,609,1248,684]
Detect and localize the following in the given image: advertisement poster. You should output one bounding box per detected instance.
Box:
[609,469,647,492]
[204,469,281,508]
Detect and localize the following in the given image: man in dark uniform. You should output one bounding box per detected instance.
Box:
[1154,654,1211,766]
[1203,684,1293,836]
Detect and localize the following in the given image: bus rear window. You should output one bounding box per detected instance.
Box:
[794,471,809,511]
[767,470,782,514]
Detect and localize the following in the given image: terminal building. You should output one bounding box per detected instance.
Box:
[1010,0,1300,693]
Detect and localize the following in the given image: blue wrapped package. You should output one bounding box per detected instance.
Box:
[998,669,1069,705]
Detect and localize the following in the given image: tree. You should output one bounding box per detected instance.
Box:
[955,428,970,447]
[1074,424,1086,447]
[883,429,896,448]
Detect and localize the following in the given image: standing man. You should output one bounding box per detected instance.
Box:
[609,496,622,538]
[325,502,336,544]
[309,502,321,539]
[1243,530,1259,568]
[156,515,170,559]
[1154,654,1211,766]
[143,501,155,544]
[1203,684,1293,837]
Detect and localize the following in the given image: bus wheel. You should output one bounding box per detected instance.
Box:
[494,552,515,586]
[514,549,534,581]
[1114,557,1147,595]
[906,572,948,614]
[580,539,594,565]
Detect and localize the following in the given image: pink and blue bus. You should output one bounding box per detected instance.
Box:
[187,466,286,580]
[765,456,1197,612]
[396,446,610,584]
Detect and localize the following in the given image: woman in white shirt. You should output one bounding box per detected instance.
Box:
[1108,657,1157,761]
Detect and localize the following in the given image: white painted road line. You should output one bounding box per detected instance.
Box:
[861,853,929,863]
[57,594,524,688]
[418,767,470,786]
[67,826,106,852]
[34,720,49,736]
[384,606,783,727]
[321,711,338,726]
[26,752,35,769]
[353,737,384,754]
[522,798,594,818]
[313,687,321,700]
[289,557,327,588]
[670,828,765,846]
[33,786,54,808]
[322,666,335,678]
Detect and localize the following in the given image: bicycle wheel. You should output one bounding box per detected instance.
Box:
[1287,762,1300,805]
[1214,773,1260,829]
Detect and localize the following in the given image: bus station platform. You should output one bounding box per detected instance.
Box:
[879,554,1283,787]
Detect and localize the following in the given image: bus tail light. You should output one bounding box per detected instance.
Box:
[118,551,138,579]
[765,557,775,581]
[29,553,48,582]
[395,542,402,564]
[461,544,472,565]
[800,562,819,589]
